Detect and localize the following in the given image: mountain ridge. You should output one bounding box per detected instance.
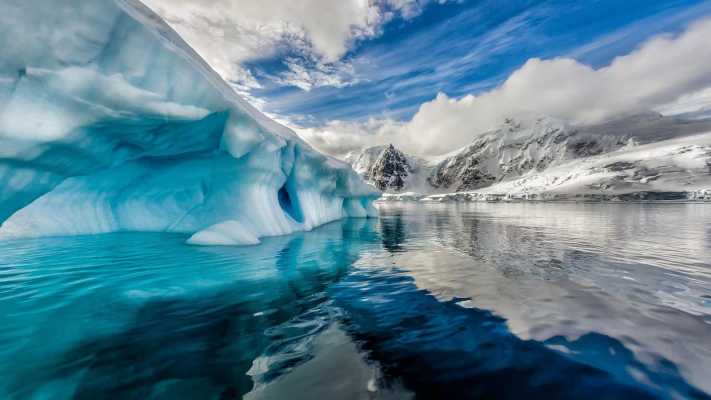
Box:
[343,113,711,200]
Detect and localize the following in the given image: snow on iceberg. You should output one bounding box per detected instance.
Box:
[0,0,379,245]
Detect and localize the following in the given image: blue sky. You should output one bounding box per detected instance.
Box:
[243,0,711,126]
[147,0,711,155]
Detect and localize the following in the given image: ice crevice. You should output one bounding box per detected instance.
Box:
[0,0,379,245]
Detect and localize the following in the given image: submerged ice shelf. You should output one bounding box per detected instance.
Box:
[0,0,379,245]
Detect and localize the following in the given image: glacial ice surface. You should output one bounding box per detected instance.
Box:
[0,0,379,245]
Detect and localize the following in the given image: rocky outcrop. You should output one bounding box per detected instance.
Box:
[363,144,412,191]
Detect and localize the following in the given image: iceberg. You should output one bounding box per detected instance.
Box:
[0,0,379,245]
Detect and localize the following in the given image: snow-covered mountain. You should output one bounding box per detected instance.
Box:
[345,114,711,200]
[0,0,378,245]
[360,144,410,191]
[345,144,429,192]
[344,145,389,176]
[424,132,711,202]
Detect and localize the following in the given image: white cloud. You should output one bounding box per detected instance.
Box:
[297,18,711,156]
[142,0,449,92]
[143,3,711,157]
[294,118,404,158]
[657,86,711,116]
[382,0,454,19]
[275,58,358,92]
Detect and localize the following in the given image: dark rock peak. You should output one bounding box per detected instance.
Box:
[364,144,412,192]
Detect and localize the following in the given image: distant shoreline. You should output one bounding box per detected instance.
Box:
[377,190,711,203]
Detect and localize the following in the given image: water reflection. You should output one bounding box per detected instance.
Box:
[0,203,710,399]
[368,203,711,397]
[0,220,382,399]
[332,268,708,399]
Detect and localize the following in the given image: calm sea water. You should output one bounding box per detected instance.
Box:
[0,203,710,399]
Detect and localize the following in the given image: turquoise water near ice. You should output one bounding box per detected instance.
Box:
[1,203,710,399]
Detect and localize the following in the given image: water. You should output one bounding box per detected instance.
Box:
[0,203,710,399]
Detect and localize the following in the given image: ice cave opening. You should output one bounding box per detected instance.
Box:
[278,184,304,224]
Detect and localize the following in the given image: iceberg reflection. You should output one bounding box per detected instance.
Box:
[1,203,710,399]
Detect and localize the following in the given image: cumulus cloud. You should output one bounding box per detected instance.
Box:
[298,18,711,156]
[294,118,404,158]
[143,0,449,93]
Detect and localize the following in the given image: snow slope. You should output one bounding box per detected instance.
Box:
[427,114,711,193]
[0,0,378,245]
[345,144,430,192]
[420,132,711,202]
[347,114,711,200]
[344,145,389,176]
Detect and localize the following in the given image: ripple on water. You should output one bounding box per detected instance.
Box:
[0,205,710,399]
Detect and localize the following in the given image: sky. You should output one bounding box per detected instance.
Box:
[143,0,711,157]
